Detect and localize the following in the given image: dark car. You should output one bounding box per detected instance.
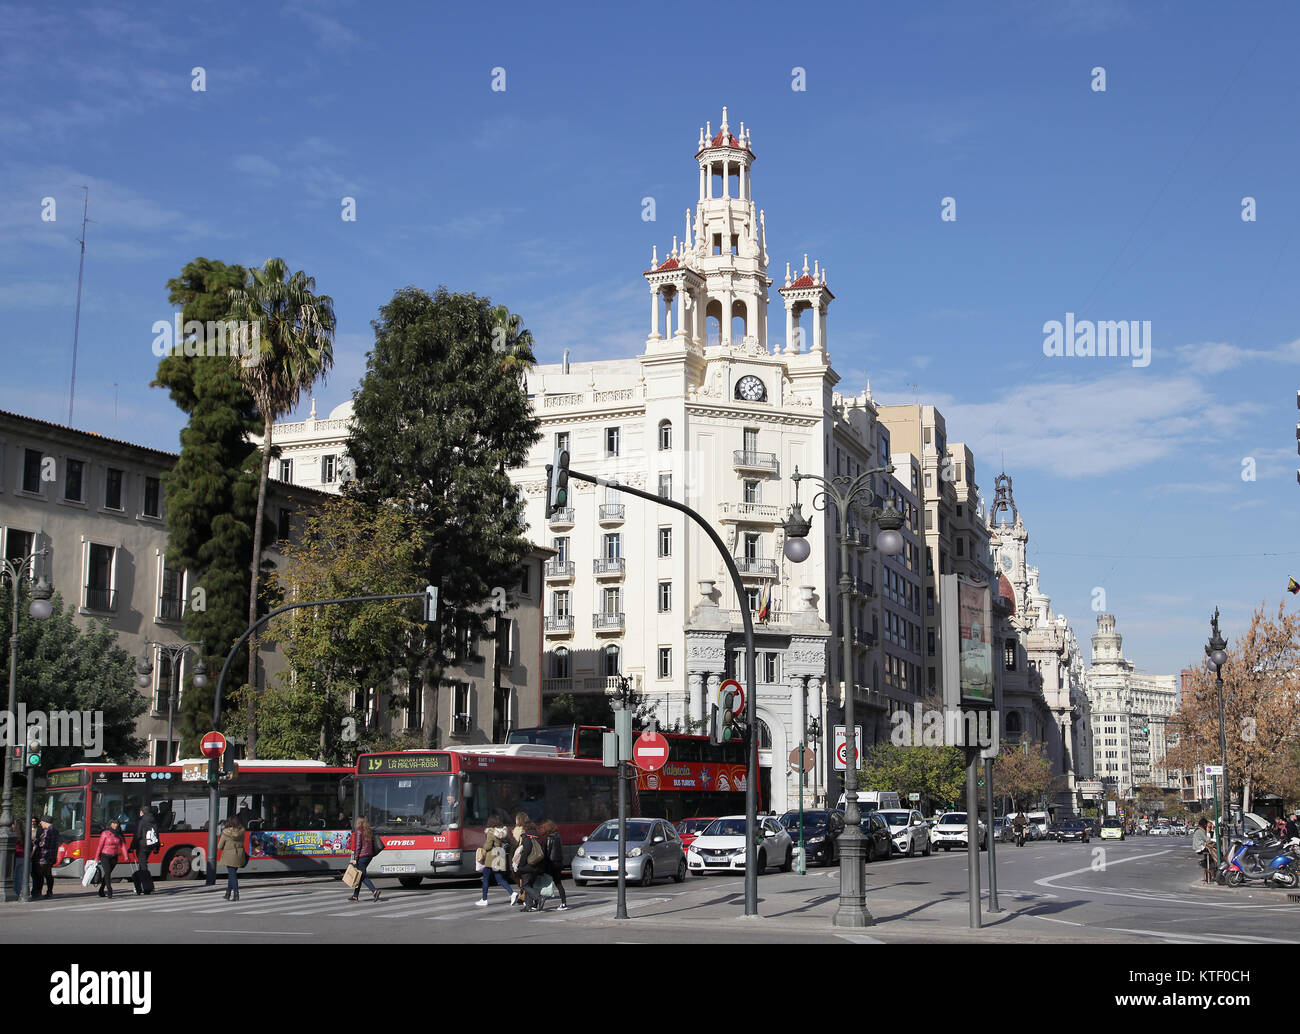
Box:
[1057,819,1090,843]
[778,809,845,866]
[859,813,893,862]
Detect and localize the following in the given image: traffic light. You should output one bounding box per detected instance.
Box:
[709,704,721,746]
[719,691,737,743]
[546,449,570,517]
[25,728,42,769]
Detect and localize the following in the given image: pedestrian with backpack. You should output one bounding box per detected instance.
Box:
[129,806,160,895]
[512,819,546,912]
[217,815,248,901]
[537,819,569,910]
[95,817,128,899]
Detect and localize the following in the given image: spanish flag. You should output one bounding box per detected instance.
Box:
[1289,577,1300,595]
[757,583,771,623]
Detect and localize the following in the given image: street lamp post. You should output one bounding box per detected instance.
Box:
[1204,609,1230,862]
[782,464,904,928]
[136,641,208,764]
[0,550,54,904]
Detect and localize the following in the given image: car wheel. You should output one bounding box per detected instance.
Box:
[639,862,654,888]
[780,846,793,872]
[906,837,916,858]
[865,840,876,863]
[923,839,931,857]
[674,858,686,883]
[573,878,586,887]
[397,875,423,889]
[757,850,767,873]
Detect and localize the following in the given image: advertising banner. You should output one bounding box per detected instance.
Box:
[636,760,748,794]
[249,829,354,858]
[957,576,994,706]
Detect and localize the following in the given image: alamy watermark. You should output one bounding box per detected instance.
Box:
[151,313,261,366]
[1042,312,1151,368]
[0,706,104,757]
[890,705,1000,751]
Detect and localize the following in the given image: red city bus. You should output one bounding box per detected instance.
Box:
[353,744,617,887]
[37,760,354,881]
[506,725,769,820]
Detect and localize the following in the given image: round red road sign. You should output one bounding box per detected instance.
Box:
[632,731,669,773]
[199,731,227,759]
[718,678,745,715]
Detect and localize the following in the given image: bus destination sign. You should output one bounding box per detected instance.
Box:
[46,770,87,788]
[361,753,451,775]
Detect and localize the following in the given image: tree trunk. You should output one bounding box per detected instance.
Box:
[245,412,274,759]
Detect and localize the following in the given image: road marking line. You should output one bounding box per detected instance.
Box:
[836,933,886,944]
[193,929,314,936]
[1104,927,1300,945]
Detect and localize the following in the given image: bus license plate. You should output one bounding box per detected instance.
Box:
[593,864,613,872]
[380,864,416,874]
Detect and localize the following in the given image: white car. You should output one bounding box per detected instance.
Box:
[929,812,987,852]
[686,815,794,875]
[877,809,932,857]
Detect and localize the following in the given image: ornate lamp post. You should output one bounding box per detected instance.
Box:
[782,464,904,927]
[136,641,208,764]
[1,550,54,904]
[1204,609,1230,861]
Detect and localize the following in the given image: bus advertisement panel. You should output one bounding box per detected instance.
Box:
[37,761,353,881]
[353,745,616,887]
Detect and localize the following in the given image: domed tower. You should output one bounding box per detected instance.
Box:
[645,108,773,353]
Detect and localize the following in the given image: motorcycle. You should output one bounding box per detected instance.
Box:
[1013,822,1026,847]
[1220,835,1300,888]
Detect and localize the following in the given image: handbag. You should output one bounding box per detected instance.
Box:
[535,874,557,899]
[342,863,362,889]
[81,859,100,888]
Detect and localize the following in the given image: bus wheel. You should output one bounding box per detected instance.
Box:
[397,876,423,889]
[164,848,194,880]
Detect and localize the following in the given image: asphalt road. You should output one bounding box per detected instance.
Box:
[3,834,1296,944]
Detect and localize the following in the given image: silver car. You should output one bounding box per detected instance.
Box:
[572,818,687,887]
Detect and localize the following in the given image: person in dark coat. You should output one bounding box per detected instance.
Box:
[128,806,160,895]
[33,817,60,898]
[537,819,569,910]
[513,819,546,912]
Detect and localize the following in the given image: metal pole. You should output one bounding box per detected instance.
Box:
[565,468,761,916]
[966,749,981,929]
[985,755,1001,912]
[836,506,871,926]
[0,567,20,902]
[1216,668,1229,853]
[21,759,35,902]
[1212,774,1221,873]
[616,756,627,920]
[797,744,806,875]
[166,661,177,765]
[206,590,428,884]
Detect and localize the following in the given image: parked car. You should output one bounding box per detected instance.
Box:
[777,809,844,866]
[674,816,717,852]
[572,817,686,886]
[929,812,987,851]
[859,813,894,861]
[1056,819,1091,843]
[1100,819,1124,841]
[686,815,793,875]
[877,809,932,856]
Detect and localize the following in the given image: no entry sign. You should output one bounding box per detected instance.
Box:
[718,678,745,716]
[199,731,227,759]
[632,731,669,773]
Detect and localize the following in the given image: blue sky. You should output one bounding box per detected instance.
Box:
[2,0,1297,675]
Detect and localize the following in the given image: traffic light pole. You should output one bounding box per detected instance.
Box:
[206,590,432,885]
[21,755,35,902]
[562,467,761,917]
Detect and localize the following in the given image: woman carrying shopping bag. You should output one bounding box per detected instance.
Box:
[346,817,381,902]
[95,817,128,899]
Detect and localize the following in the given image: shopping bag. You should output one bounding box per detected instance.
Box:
[342,863,362,890]
[81,859,100,888]
[535,874,557,899]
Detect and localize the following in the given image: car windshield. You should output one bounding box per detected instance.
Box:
[703,818,749,838]
[939,813,967,825]
[779,811,827,830]
[878,812,910,826]
[591,820,652,842]
[1103,820,1121,827]
[1063,821,1085,829]
[676,818,714,835]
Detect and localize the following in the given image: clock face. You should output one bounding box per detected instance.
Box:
[735,375,766,402]
[999,554,1014,574]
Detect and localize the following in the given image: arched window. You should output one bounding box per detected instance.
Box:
[756,718,772,750]
[1006,711,1022,736]
[604,645,621,677]
[658,420,672,451]
[551,647,569,680]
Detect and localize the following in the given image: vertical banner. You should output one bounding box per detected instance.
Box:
[939,573,960,713]
[957,576,994,707]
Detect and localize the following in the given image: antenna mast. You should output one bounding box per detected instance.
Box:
[68,186,90,425]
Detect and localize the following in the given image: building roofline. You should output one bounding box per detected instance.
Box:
[0,409,179,461]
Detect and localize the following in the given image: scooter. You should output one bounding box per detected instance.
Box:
[1222,835,1300,887]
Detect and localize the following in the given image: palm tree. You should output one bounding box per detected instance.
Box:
[227,257,335,757]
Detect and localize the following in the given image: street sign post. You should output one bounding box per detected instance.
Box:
[199,731,227,759]
[632,731,669,773]
[833,725,863,772]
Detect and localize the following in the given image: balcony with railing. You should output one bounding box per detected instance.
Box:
[85,586,116,612]
[725,610,791,626]
[543,615,574,636]
[542,678,573,695]
[548,506,574,528]
[593,557,626,578]
[544,559,575,581]
[734,556,778,578]
[717,501,780,524]
[593,612,626,633]
[598,503,625,525]
[732,450,779,475]
[582,675,639,693]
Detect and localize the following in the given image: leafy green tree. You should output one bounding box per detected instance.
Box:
[3,585,148,766]
[347,287,540,746]
[991,740,1052,809]
[152,258,261,757]
[226,258,336,757]
[245,498,426,764]
[859,743,966,813]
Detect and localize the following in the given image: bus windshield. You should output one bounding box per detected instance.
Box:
[359,773,460,834]
[39,788,86,839]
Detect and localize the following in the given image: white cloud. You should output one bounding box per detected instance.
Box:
[1176,338,1300,373]
[233,154,281,179]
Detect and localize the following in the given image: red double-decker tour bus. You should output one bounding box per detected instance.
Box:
[506,725,768,820]
[37,760,354,881]
[353,744,617,886]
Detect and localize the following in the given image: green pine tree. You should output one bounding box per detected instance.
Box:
[347,287,541,745]
[151,258,263,757]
